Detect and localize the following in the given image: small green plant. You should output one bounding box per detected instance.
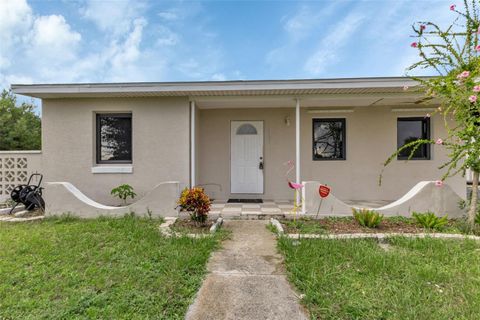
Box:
[412,211,448,230]
[352,208,383,228]
[111,184,136,205]
[454,218,480,236]
[177,187,211,225]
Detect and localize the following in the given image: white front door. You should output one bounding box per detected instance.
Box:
[231,121,264,194]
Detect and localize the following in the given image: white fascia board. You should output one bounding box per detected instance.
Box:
[11,77,427,97]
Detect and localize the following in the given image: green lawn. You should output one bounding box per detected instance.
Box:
[278,237,480,319]
[0,215,225,319]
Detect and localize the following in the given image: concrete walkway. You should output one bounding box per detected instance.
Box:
[186,220,308,320]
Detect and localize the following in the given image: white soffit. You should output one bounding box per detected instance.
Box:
[11,77,428,99]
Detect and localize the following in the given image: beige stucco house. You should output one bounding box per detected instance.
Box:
[10,77,465,207]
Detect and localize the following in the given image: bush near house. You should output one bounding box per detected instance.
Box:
[412,211,449,230]
[177,187,211,225]
[352,208,383,228]
[0,215,223,319]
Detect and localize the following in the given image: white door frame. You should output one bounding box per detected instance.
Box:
[230,120,264,194]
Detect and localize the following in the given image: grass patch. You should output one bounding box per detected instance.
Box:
[0,215,225,319]
[282,218,328,234]
[278,236,480,319]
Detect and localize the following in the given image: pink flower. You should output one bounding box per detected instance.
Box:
[450,4,456,11]
[457,71,470,79]
[411,42,418,48]
[473,85,480,92]
[425,113,431,118]
[469,95,478,103]
[435,180,444,187]
[420,25,426,31]
[475,45,480,51]
[435,138,443,145]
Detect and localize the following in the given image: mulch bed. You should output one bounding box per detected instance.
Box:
[281,218,454,234]
[171,219,215,234]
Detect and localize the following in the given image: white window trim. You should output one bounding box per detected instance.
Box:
[91,166,133,174]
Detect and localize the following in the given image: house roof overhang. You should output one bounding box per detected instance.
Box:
[11,77,436,108]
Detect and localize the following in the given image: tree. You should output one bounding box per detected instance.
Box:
[382,0,480,226]
[0,90,41,150]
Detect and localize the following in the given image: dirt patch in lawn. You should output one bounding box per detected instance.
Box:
[280,218,457,234]
[172,219,215,234]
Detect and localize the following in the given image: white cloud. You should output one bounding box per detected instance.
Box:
[158,10,179,21]
[266,2,342,67]
[0,0,83,85]
[0,0,33,70]
[283,3,339,41]
[29,15,81,62]
[81,0,146,36]
[0,0,33,44]
[304,13,365,75]
[0,0,227,88]
[110,18,146,72]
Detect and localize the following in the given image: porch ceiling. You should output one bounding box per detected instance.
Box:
[194,92,430,109]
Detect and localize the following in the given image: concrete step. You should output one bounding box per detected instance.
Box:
[0,205,25,215]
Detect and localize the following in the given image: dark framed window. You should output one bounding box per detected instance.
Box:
[312,118,346,160]
[397,117,430,160]
[96,113,132,164]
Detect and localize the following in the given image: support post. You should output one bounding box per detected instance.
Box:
[190,100,196,188]
[295,98,301,206]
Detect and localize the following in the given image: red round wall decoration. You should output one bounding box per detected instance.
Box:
[319,185,331,198]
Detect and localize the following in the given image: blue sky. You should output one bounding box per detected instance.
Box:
[0,0,456,91]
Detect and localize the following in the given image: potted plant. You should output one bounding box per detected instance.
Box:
[177,187,211,226]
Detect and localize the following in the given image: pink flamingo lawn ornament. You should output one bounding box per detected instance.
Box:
[284,160,304,221]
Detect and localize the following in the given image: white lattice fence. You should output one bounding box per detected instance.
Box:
[0,151,42,201]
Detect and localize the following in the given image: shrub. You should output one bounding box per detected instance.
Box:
[352,208,383,228]
[177,187,211,225]
[455,218,480,236]
[412,211,448,230]
[111,184,136,205]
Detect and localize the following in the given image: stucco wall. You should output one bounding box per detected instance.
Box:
[42,97,190,205]
[198,108,296,200]
[198,107,465,201]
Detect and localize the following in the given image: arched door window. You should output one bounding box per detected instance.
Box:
[236,123,257,135]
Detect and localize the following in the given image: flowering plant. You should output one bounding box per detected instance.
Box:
[177,187,211,224]
[382,1,480,225]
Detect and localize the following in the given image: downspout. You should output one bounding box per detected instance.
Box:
[190,100,196,188]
